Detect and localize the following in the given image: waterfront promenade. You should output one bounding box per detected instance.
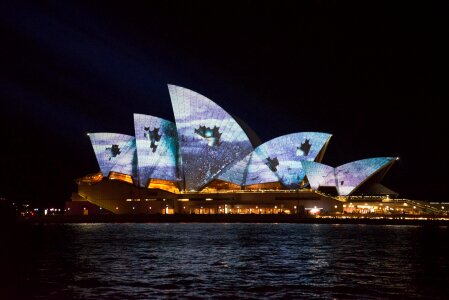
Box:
[17,213,449,226]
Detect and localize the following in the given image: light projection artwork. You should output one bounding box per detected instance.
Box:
[244,152,280,185]
[88,133,137,179]
[134,114,178,187]
[217,153,251,185]
[218,151,280,186]
[194,125,222,146]
[168,84,254,191]
[336,157,394,196]
[254,132,332,189]
[110,141,137,178]
[302,157,395,195]
[301,161,337,190]
[85,85,397,194]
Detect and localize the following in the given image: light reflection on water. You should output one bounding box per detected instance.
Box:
[4,223,449,299]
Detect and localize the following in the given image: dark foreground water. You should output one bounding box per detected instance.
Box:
[2,224,449,299]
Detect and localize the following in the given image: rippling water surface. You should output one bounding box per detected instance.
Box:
[3,223,449,299]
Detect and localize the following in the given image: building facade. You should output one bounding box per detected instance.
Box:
[71,85,398,215]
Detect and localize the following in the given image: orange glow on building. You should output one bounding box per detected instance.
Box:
[244,182,284,190]
[147,179,179,193]
[201,179,241,192]
[108,172,133,184]
[75,172,103,185]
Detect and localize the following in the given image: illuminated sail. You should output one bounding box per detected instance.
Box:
[134,114,178,187]
[302,157,395,195]
[168,84,254,190]
[255,132,331,188]
[88,133,137,179]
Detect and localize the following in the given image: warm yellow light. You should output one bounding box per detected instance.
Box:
[109,172,133,183]
[310,207,320,214]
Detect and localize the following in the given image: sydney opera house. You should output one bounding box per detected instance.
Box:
[70,85,399,215]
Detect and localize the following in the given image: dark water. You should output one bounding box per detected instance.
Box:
[2,223,449,299]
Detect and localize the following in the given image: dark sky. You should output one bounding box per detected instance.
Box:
[0,1,446,205]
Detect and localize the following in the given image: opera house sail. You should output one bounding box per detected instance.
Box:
[302,157,396,196]
[252,132,331,188]
[168,85,254,191]
[88,133,138,182]
[133,114,179,187]
[73,84,399,215]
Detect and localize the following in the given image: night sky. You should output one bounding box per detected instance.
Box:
[0,1,446,206]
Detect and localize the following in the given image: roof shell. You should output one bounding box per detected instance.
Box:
[254,132,332,188]
[302,157,395,196]
[168,84,254,190]
[88,132,137,179]
[133,113,179,187]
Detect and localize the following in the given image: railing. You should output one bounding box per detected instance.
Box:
[179,189,312,194]
[383,198,444,214]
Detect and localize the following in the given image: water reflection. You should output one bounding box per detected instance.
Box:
[4,224,449,299]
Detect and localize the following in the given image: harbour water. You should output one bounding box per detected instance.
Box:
[2,223,449,299]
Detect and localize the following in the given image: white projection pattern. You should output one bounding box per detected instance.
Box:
[336,157,395,196]
[301,161,337,190]
[254,132,331,189]
[134,114,178,187]
[218,152,280,186]
[302,157,395,195]
[88,133,137,179]
[217,153,251,185]
[244,152,280,185]
[86,85,396,193]
[168,84,254,191]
